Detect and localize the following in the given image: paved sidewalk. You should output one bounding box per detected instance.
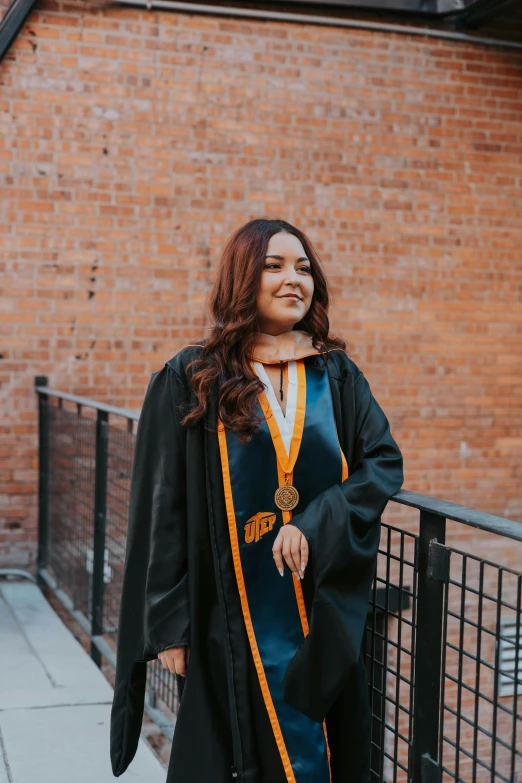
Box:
[0,580,166,783]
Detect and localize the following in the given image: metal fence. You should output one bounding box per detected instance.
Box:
[34,376,522,782]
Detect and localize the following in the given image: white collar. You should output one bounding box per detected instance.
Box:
[252,360,298,456]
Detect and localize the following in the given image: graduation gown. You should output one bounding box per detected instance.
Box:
[109,332,404,783]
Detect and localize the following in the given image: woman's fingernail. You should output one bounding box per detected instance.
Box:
[279,568,284,576]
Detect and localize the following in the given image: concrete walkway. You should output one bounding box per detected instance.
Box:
[0,580,166,783]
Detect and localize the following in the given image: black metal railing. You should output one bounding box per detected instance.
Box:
[34,377,522,782]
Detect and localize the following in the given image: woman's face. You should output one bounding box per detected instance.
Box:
[255,232,314,335]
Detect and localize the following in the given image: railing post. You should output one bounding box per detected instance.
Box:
[411,510,447,782]
[91,409,109,667]
[35,376,49,589]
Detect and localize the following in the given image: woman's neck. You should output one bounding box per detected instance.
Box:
[250,329,319,363]
[258,326,296,337]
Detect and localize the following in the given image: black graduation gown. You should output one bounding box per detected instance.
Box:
[109,345,404,783]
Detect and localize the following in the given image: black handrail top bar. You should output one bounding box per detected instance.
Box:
[393,488,522,544]
[34,384,140,421]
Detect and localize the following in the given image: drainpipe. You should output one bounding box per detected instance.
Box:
[0,0,37,63]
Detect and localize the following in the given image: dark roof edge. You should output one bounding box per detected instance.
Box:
[1,0,520,64]
[119,0,522,50]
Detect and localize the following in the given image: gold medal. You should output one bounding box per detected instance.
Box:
[274,475,299,510]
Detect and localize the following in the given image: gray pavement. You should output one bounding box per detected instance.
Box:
[0,580,166,783]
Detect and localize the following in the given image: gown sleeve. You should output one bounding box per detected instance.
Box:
[282,361,404,723]
[110,363,190,777]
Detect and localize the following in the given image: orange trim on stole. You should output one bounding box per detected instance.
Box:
[218,358,347,782]
[217,419,297,783]
[254,358,334,783]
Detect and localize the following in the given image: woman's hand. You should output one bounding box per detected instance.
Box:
[272,523,308,579]
[158,645,190,676]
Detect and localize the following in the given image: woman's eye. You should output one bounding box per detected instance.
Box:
[265,264,310,273]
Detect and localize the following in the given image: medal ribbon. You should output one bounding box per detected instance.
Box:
[252,359,306,514]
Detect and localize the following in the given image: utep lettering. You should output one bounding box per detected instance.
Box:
[244,512,277,544]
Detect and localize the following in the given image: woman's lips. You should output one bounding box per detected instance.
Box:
[279,294,302,301]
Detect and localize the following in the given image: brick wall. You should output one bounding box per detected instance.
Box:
[1,2,521,573]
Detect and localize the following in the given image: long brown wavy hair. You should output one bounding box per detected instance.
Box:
[180,218,347,442]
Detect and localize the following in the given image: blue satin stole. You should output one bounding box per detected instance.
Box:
[217,354,346,783]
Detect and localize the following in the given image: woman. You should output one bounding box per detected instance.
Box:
[110,218,404,783]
